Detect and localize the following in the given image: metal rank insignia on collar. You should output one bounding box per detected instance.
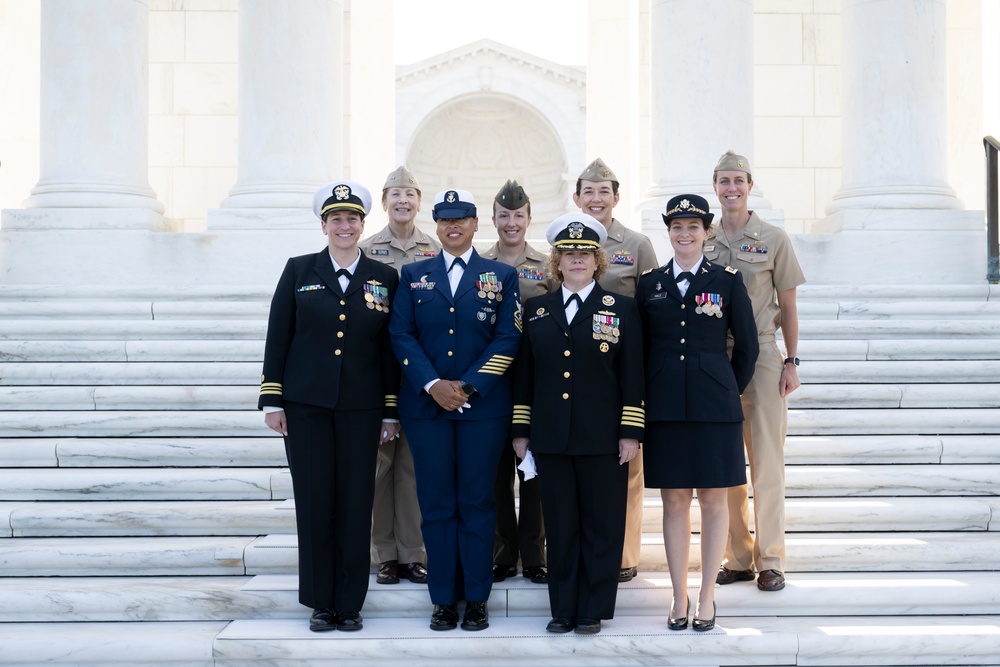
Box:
[363,282,390,312]
[695,293,724,318]
[592,311,621,345]
[476,273,503,301]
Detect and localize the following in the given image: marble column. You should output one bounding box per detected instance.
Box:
[643,0,767,208]
[22,0,164,218]
[827,0,959,212]
[214,0,343,228]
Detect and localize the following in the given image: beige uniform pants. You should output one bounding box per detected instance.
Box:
[724,339,787,573]
[621,449,643,568]
[371,431,426,564]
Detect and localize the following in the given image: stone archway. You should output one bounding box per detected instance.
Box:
[406,92,569,238]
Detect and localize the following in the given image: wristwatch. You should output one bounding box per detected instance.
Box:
[784,357,800,366]
[460,381,477,397]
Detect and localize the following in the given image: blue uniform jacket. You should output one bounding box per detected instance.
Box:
[637,258,759,423]
[389,249,522,421]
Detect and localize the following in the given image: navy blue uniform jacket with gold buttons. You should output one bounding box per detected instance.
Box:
[258,249,401,415]
[637,259,758,423]
[511,284,645,452]
[389,249,522,420]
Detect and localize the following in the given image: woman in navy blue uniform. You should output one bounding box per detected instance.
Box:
[259,180,400,633]
[637,194,758,632]
[389,189,522,632]
[511,214,644,635]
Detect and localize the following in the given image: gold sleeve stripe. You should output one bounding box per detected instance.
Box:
[621,406,645,427]
[261,382,282,389]
[479,355,515,374]
[512,404,532,425]
[384,394,399,406]
[621,419,645,428]
[259,389,283,396]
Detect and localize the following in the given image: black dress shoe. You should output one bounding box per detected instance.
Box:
[493,563,517,582]
[430,603,458,631]
[575,618,601,634]
[546,617,575,633]
[757,569,786,591]
[309,608,337,632]
[716,566,755,585]
[377,560,399,585]
[522,565,548,584]
[692,601,716,632]
[668,596,691,631]
[618,566,637,582]
[399,562,428,584]
[335,611,363,631]
[461,601,489,631]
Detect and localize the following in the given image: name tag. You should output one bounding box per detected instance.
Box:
[370,248,390,256]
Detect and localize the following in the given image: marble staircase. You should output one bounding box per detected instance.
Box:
[0,284,999,666]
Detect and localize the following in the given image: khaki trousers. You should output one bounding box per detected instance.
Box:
[621,449,643,568]
[371,431,426,564]
[724,339,787,573]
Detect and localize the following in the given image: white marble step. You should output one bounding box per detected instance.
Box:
[0,361,259,384]
[2,614,997,667]
[0,320,267,339]
[6,337,1000,363]
[0,339,265,362]
[799,319,1000,339]
[1,500,295,537]
[4,407,1000,438]
[0,536,255,576]
[0,300,268,319]
[0,495,991,538]
[7,383,1000,410]
[797,284,1000,300]
[0,468,289,501]
[2,434,995,468]
[246,532,1000,575]
[0,463,995,502]
[0,437,284,467]
[794,300,1000,319]
[1,572,998,622]
[217,614,1000,667]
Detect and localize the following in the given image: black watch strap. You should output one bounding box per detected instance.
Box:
[460,381,476,396]
[784,357,800,366]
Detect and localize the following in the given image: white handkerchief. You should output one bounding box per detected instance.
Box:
[518,450,537,480]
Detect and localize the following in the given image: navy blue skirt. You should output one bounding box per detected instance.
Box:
[643,421,746,489]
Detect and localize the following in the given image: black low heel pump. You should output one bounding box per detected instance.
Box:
[668,596,691,630]
[692,601,716,632]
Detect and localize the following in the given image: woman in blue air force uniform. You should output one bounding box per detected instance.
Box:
[511,213,644,635]
[637,194,758,633]
[389,189,522,632]
[258,180,400,633]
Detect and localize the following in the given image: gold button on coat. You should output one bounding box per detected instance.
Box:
[564,350,571,357]
[335,350,342,356]
[562,393,569,399]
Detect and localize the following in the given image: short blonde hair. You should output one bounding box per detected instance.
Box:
[546,248,610,284]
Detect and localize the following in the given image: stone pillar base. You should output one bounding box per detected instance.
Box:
[1,209,171,232]
[796,209,985,284]
[207,208,318,231]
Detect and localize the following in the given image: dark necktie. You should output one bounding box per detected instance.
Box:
[449,257,466,272]
[335,268,351,291]
[565,293,582,323]
[675,271,694,283]
[336,268,352,279]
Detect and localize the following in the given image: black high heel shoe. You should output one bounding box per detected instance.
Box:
[667,596,690,630]
[692,601,716,632]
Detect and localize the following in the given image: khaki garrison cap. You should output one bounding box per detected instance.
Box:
[383,165,421,194]
[494,179,529,209]
[578,157,618,184]
[714,150,752,180]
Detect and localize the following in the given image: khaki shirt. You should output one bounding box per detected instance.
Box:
[704,211,806,337]
[359,224,441,276]
[481,241,557,300]
[598,218,659,298]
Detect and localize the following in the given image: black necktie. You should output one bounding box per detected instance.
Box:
[564,293,583,309]
[449,257,466,272]
[336,268,352,279]
[675,271,694,283]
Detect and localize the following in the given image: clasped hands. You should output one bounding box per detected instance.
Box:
[429,379,472,413]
